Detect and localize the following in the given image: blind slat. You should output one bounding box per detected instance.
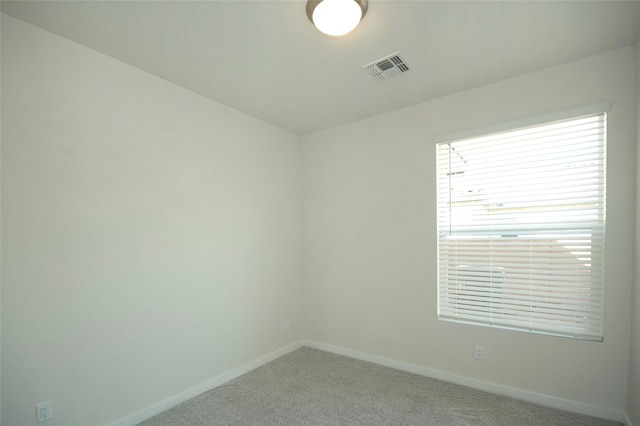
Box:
[436,112,606,341]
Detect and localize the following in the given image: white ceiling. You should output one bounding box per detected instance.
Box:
[3,0,640,135]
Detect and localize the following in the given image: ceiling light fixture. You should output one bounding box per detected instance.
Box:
[306,0,368,37]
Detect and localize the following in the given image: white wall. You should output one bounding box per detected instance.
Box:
[302,46,636,418]
[628,39,640,426]
[3,9,638,426]
[0,10,3,422]
[1,14,302,426]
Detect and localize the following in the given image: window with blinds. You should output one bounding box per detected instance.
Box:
[436,110,606,341]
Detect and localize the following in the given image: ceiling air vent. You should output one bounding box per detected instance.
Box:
[363,52,410,81]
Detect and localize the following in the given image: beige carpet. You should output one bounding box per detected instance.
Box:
[138,347,620,425]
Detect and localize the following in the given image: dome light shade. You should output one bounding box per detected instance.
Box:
[306,0,368,36]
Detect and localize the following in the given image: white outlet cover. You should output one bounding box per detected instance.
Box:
[36,401,53,423]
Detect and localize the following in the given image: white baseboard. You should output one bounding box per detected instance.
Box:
[303,340,627,424]
[109,339,629,426]
[110,340,305,426]
[625,412,635,426]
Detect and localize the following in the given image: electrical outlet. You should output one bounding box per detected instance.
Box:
[284,320,291,331]
[474,345,485,360]
[36,401,53,423]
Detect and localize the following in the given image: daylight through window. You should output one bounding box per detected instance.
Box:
[436,110,606,341]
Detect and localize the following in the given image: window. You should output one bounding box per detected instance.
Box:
[436,108,606,341]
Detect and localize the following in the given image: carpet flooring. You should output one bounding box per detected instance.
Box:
[138,347,620,425]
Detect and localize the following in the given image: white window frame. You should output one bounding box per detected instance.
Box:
[435,103,608,341]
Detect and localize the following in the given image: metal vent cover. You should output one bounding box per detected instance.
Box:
[363,52,410,81]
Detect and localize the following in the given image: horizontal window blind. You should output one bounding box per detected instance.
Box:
[436,112,606,341]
